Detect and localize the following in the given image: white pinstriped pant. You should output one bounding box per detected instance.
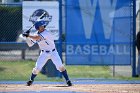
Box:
[35,49,63,72]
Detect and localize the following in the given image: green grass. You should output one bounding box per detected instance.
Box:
[0,61,139,81]
[0,61,46,81]
[66,65,112,78]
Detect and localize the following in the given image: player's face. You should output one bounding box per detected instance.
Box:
[38,26,45,32]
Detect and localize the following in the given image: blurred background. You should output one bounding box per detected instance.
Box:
[0,0,140,81]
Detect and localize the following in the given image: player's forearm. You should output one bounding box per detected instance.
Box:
[28,35,41,40]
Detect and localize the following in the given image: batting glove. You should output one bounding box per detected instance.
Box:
[22,32,29,37]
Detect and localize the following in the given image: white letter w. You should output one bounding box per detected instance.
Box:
[79,0,97,39]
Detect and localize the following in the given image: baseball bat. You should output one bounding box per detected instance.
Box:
[25,11,47,33]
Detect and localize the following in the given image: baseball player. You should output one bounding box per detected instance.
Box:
[22,20,72,86]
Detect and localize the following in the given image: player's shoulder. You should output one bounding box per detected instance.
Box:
[39,29,52,37]
[39,29,48,34]
[44,29,52,34]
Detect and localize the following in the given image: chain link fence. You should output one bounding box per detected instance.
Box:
[0,4,40,61]
[0,4,21,42]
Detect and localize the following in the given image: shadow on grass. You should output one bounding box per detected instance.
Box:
[0,67,6,72]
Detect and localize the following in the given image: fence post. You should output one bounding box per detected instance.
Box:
[21,49,25,60]
[139,2,140,32]
[59,0,63,61]
[132,0,136,77]
[58,0,63,78]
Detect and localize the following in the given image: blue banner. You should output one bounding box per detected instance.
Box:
[66,0,133,65]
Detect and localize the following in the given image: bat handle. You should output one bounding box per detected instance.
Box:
[26,25,34,33]
[25,29,31,33]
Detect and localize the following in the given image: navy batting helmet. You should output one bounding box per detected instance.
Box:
[35,20,48,30]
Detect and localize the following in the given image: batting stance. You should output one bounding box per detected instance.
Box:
[22,20,72,86]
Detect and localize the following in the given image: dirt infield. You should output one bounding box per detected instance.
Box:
[0,84,140,93]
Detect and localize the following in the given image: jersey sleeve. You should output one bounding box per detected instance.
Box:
[26,37,36,47]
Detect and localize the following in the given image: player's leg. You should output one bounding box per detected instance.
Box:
[27,52,49,86]
[51,51,72,86]
[60,66,72,86]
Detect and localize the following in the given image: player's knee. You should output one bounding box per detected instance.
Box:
[58,65,66,72]
[32,67,40,74]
